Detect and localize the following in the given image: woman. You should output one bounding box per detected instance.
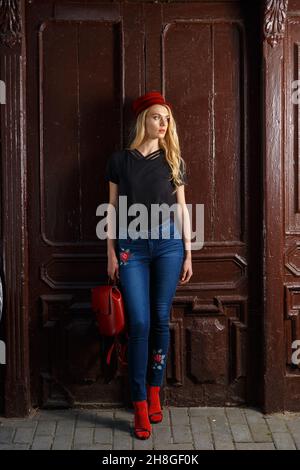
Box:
[105,91,193,440]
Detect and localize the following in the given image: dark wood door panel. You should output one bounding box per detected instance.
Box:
[283,15,300,409]
[26,0,142,407]
[26,0,261,408]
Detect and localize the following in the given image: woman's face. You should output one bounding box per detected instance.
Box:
[144,104,170,139]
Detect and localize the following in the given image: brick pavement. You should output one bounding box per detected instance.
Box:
[0,406,300,450]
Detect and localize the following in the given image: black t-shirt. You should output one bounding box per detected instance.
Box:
[104,147,187,232]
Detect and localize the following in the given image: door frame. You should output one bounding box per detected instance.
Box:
[0,0,289,416]
[0,0,31,416]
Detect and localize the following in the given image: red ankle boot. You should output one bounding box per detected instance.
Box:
[146,384,163,423]
[133,400,152,439]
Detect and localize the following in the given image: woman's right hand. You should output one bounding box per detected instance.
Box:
[107,251,119,282]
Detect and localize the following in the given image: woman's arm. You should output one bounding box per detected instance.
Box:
[107,182,118,251]
[107,181,119,280]
[176,185,192,258]
[176,185,193,284]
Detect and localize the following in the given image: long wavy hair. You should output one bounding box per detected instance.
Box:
[126,104,186,194]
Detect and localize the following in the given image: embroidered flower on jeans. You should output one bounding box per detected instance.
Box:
[151,348,166,370]
[119,247,133,265]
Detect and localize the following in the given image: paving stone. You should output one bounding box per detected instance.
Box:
[245,414,273,442]
[154,410,170,426]
[230,424,253,443]
[73,427,94,446]
[0,419,38,428]
[94,427,113,444]
[152,425,172,445]
[154,443,194,450]
[285,417,300,434]
[210,416,232,436]
[193,431,214,450]
[189,407,226,418]
[113,429,133,450]
[0,443,30,450]
[244,409,266,424]
[13,427,35,444]
[114,412,132,432]
[265,415,288,433]
[31,435,53,450]
[272,432,296,450]
[35,420,56,436]
[236,442,276,450]
[73,444,113,450]
[213,432,235,450]
[283,416,300,441]
[76,411,97,428]
[189,407,212,416]
[94,411,114,428]
[114,409,133,421]
[52,435,73,450]
[55,421,75,436]
[0,427,15,444]
[113,419,132,435]
[172,425,193,444]
[133,435,154,450]
[287,432,300,450]
[36,410,77,421]
[225,408,248,425]
[169,408,190,426]
[190,416,210,434]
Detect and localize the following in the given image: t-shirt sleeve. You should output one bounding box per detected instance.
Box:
[104,152,120,184]
[178,159,187,186]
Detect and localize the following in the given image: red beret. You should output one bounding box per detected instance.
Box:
[132,91,172,118]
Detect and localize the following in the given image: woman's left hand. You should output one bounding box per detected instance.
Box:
[179,256,193,284]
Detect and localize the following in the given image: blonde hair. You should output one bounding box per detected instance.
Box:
[127,104,186,194]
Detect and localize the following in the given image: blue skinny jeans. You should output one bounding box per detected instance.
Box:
[117,219,185,402]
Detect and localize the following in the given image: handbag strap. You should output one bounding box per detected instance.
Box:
[106,335,128,366]
[107,275,119,287]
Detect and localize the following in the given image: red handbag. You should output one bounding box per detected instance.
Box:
[91,277,128,367]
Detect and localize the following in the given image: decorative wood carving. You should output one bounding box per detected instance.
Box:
[264,0,289,47]
[0,0,22,48]
[170,295,247,387]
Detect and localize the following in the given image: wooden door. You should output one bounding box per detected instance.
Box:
[26,0,262,408]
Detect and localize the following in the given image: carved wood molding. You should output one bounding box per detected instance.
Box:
[2,43,30,415]
[0,0,21,48]
[264,0,289,47]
